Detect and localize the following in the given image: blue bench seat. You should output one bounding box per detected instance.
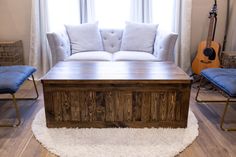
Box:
[0,65,37,127]
[201,68,236,98]
[197,68,236,131]
[0,66,36,94]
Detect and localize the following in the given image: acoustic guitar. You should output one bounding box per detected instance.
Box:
[192,1,220,75]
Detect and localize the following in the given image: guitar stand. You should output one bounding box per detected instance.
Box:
[191,73,216,91]
[190,73,201,84]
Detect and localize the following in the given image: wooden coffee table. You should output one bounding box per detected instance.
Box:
[41,61,191,128]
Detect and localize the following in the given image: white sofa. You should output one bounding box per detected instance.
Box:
[47,28,178,66]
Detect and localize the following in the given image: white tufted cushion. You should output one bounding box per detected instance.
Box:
[65,22,103,54]
[113,51,157,61]
[154,29,178,61]
[121,22,158,53]
[65,51,112,61]
[100,29,123,53]
[47,29,71,66]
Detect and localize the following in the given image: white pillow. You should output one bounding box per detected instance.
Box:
[120,22,158,53]
[65,22,103,54]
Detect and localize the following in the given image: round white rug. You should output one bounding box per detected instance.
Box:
[32,109,199,157]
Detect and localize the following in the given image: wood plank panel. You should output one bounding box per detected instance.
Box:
[44,86,191,127]
[181,88,191,122]
[43,91,53,115]
[70,92,81,121]
[115,92,124,121]
[123,92,132,121]
[95,92,106,121]
[167,92,176,121]
[141,92,151,122]
[87,92,96,122]
[61,92,71,121]
[132,92,142,121]
[175,92,182,121]
[80,92,88,122]
[159,92,168,121]
[53,92,62,121]
[150,93,160,121]
[44,86,191,128]
[105,92,115,121]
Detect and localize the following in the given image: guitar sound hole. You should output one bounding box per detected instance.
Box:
[203,48,216,60]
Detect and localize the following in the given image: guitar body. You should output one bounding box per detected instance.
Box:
[192,41,220,75]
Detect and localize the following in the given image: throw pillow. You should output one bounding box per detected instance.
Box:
[120,21,158,53]
[65,22,103,54]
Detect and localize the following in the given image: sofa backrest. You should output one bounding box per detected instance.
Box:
[153,29,178,62]
[100,29,123,53]
[47,28,71,65]
[47,27,178,66]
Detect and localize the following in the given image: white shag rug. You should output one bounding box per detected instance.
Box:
[32,109,199,157]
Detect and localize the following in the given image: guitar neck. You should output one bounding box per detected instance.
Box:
[206,17,215,48]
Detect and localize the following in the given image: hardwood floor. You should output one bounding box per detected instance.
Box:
[0,81,236,157]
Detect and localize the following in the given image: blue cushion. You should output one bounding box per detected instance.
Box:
[201,68,236,97]
[0,66,36,94]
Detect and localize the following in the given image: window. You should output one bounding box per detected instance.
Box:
[46,0,176,31]
[152,0,176,31]
[94,0,131,28]
[47,0,80,31]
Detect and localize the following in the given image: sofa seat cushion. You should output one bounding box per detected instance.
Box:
[113,51,157,61]
[0,66,36,94]
[65,51,112,61]
[201,68,236,97]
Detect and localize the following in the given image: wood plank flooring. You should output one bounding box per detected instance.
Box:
[0,81,235,157]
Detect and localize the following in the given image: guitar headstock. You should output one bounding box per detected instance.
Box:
[209,0,217,18]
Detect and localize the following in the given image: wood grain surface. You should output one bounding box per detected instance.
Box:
[42,61,191,82]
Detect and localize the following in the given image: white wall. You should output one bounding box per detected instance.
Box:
[0,0,229,65]
[0,0,32,64]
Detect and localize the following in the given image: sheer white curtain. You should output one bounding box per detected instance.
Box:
[90,0,152,27]
[30,0,81,79]
[29,0,50,79]
[176,0,192,73]
[152,0,192,72]
[226,0,236,51]
[48,0,80,31]
[94,0,131,28]
[131,0,152,23]
[80,0,95,23]
[152,0,175,31]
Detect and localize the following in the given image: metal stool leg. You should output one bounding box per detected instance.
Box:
[195,77,203,102]
[195,76,236,131]
[220,98,236,131]
[31,75,39,100]
[0,94,21,127]
[0,75,38,127]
